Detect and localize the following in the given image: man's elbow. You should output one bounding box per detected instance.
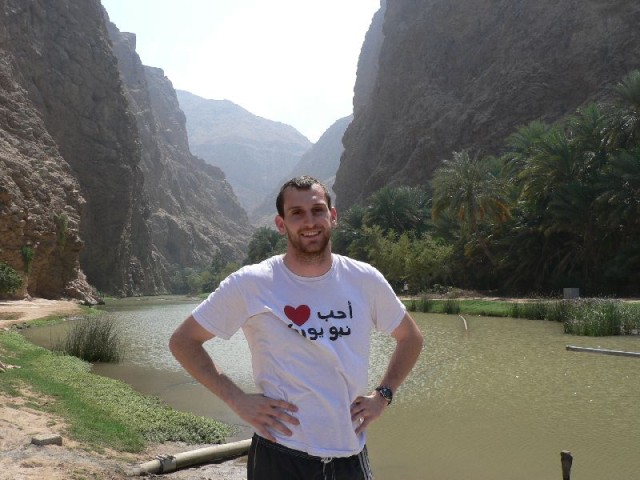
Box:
[409,328,424,354]
[169,315,210,358]
[169,328,196,359]
[168,330,182,358]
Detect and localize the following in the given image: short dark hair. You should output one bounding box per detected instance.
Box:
[276,175,332,217]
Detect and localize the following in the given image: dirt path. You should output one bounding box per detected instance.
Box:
[0,298,247,480]
[0,389,247,479]
[0,298,84,328]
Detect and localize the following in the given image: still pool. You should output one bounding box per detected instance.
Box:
[24,297,640,479]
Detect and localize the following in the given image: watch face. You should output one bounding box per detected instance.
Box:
[376,386,393,404]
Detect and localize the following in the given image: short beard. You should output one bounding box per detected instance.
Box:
[286,229,332,263]
[294,246,330,264]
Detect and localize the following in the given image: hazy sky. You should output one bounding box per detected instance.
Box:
[101,0,380,142]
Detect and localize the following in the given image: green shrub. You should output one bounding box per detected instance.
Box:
[563,299,627,336]
[510,301,548,320]
[20,245,34,273]
[0,262,22,294]
[420,297,435,312]
[407,299,417,312]
[55,316,124,363]
[443,299,461,314]
[508,298,638,336]
[545,300,575,322]
[55,213,69,247]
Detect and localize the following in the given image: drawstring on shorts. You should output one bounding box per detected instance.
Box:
[321,456,336,480]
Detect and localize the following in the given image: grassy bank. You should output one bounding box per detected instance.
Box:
[0,329,232,453]
[405,297,514,317]
[405,297,640,336]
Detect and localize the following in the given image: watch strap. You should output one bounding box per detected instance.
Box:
[375,386,393,405]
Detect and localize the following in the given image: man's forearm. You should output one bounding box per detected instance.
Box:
[351,314,423,433]
[379,333,423,392]
[379,313,424,392]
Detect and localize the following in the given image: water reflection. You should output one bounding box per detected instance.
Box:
[23,298,640,480]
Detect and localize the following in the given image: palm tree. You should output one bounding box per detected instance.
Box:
[504,120,551,176]
[431,151,511,267]
[432,151,511,234]
[516,129,579,205]
[608,70,640,149]
[510,106,618,291]
[597,149,640,229]
[364,185,430,234]
[332,203,367,256]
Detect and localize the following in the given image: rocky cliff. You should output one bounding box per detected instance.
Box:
[335,0,640,209]
[0,54,92,300]
[107,24,251,277]
[0,0,251,299]
[1,0,148,298]
[352,1,386,115]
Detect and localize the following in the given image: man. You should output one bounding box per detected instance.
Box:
[169,176,423,479]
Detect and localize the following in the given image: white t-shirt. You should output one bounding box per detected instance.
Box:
[192,254,406,457]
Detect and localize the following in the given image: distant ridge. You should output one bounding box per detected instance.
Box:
[251,115,352,226]
[177,90,312,214]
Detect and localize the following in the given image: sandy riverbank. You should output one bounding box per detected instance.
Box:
[0,298,85,328]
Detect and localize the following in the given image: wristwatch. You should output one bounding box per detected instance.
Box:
[375,386,393,405]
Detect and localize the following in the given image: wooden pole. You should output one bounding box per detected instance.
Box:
[561,450,573,480]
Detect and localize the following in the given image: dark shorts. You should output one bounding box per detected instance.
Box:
[247,434,373,480]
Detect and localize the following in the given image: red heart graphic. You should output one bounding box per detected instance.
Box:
[284,305,311,326]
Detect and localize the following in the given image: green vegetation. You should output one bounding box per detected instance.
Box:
[20,246,34,273]
[167,72,640,305]
[406,297,640,336]
[332,70,640,298]
[0,331,232,452]
[331,186,454,293]
[406,297,513,317]
[0,261,22,295]
[54,316,124,363]
[55,212,69,247]
[246,226,286,264]
[510,298,640,336]
[168,250,241,296]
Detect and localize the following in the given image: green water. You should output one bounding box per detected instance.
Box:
[24,298,640,479]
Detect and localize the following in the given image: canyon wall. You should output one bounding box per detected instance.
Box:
[0,0,251,298]
[108,24,251,278]
[335,0,640,209]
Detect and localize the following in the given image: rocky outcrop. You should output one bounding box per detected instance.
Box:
[335,0,640,209]
[0,0,160,296]
[107,24,252,277]
[352,1,386,115]
[176,90,312,214]
[0,55,93,301]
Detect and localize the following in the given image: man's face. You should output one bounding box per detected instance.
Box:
[275,184,337,257]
